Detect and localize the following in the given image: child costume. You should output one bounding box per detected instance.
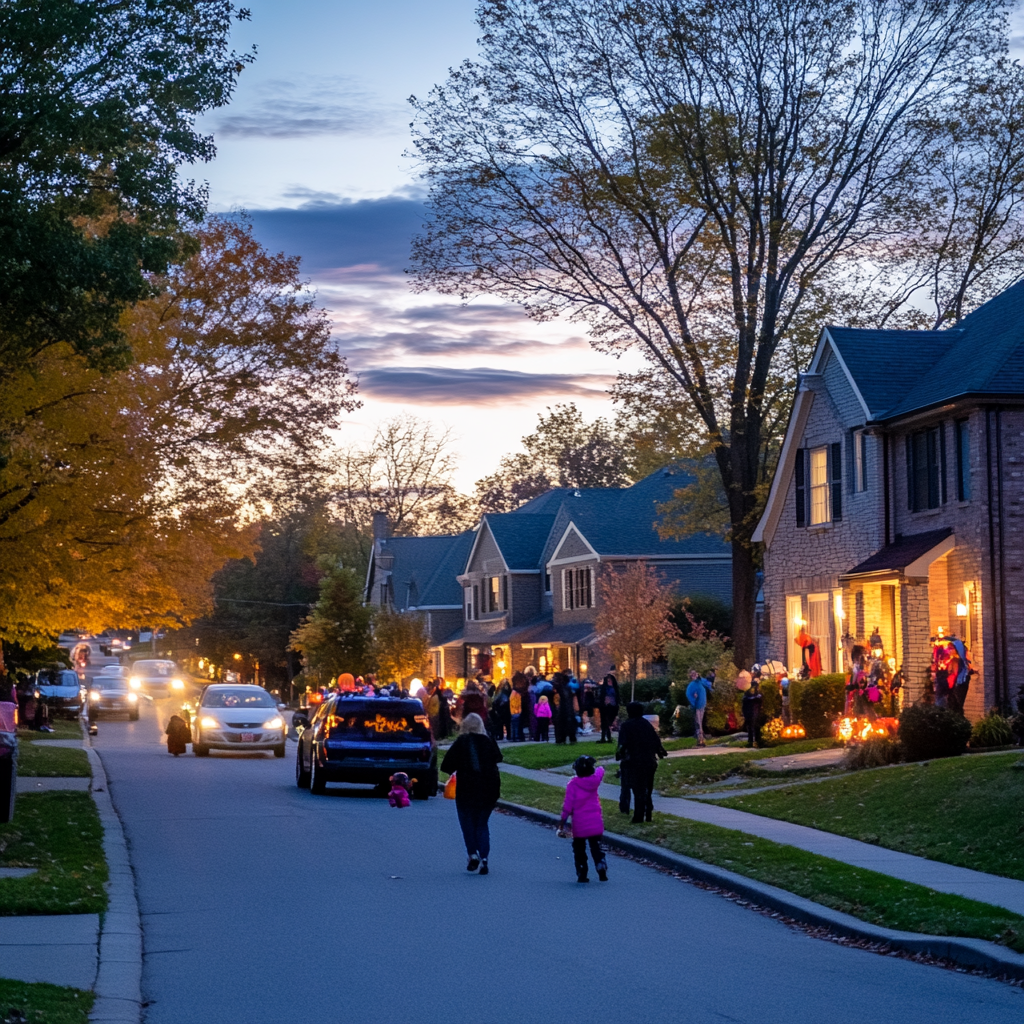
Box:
[388,772,413,808]
[165,715,190,756]
[560,763,608,882]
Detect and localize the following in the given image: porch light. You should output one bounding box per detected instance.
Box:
[869,628,883,659]
[955,601,968,619]
[793,616,806,629]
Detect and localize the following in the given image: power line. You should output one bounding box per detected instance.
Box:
[212,598,311,607]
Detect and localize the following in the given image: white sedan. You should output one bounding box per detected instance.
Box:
[192,685,286,758]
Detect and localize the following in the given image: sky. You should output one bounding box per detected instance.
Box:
[195,0,638,493]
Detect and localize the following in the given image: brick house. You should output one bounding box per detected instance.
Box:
[753,283,1024,718]
[366,467,731,682]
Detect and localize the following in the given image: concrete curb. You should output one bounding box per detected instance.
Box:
[497,799,1024,981]
[82,738,143,1024]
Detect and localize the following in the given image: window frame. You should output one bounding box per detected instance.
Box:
[809,446,830,525]
[853,430,867,492]
[955,419,971,502]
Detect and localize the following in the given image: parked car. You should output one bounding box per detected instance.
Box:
[192,685,286,757]
[87,676,140,721]
[32,668,85,719]
[128,660,185,697]
[293,696,437,798]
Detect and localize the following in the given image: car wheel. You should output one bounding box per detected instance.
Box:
[309,749,326,794]
[129,709,139,722]
[413,771,437,800]
[194,736,210,757]
[295,744,311,789]
[273,743,286,758]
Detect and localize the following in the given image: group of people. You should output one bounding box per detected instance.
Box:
[439,697,668,882]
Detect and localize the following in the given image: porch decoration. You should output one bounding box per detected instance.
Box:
[835,715,900,744]
[780,723,806,739]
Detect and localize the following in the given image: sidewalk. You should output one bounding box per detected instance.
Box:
[499,762,1024,917]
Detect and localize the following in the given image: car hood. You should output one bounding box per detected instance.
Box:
[93,687,130,697]
[38,685,81,697]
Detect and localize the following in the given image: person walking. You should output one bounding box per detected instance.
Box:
[741,679,763,748]
[615,701,667,823]
[552,673,578,745]
[534,694,552,740]
[685,669,714,747]
[166,714,190,756]
[558,755,608,883]
[440,713,503,875]
[597,671,620,743]
[509,685,522,742]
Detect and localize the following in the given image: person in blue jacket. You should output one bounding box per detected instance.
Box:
[685,669,714,747]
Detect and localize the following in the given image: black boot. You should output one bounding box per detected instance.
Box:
[576,870,590,883]
[596,858,608,881]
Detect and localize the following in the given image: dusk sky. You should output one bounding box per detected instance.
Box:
[195,0,643,492]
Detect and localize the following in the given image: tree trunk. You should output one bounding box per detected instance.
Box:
[731,538,757,670]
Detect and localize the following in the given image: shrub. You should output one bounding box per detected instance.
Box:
[759,716,784,746]
[899,703,973,761]
[666,637,729,679]
[758,679,782,721]
[970,711,1015,749]
[629,677,673,703]
[790,674,846,738]
[672,704,695,737]
[704,661,740,733]
[842,737,903,770]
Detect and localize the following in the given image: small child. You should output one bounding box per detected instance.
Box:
[534,694,552,741]
[165,714,190,756]
[388,772,413,808]
[558,755,608,883]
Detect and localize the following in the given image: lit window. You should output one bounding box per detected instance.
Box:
[854,430,867,492]
[809,447,830,525]
[488,576,500,613]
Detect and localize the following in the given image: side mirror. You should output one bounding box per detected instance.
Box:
[277,703,287,711]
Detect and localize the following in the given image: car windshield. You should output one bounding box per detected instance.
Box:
[328,707,430,741]
[202,688,276,709]
[134,661,176,676]
[39,670,80,687]
[94,679,122,691]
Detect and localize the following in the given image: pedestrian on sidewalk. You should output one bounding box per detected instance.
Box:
[558,755,608,883]
[534,694,552,740]
[440,713,503,876]
[165,714,190,756]
[741,679,763,748]
[509,684,523,742]
[597,670,619,743]
[615,701,667,823]
[685,669,714,747]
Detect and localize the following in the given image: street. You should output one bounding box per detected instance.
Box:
[85,685,1023,1024]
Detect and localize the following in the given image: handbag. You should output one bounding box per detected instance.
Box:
[443,772,457,799]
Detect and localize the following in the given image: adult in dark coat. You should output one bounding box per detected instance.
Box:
[615,701,667,823]
[552,673,578,745]
[440,713,503,874]
[741,681,763,748]
[597,672,620,743]
[459,683,488,723]
[166,715,190,756]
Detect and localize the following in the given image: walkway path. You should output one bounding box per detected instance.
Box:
[499,763,1024,917]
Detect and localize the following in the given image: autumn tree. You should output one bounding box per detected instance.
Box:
[372,607,431,685]
[595,562,681,701]
[410,0,1021,665]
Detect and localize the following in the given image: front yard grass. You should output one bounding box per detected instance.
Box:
[17,719,83,742]
[16,742,90,778]
[0,792,107,915]
[500,737,695,770]
[718,751,1024,881]
[0,979,93,1024]
[498,772,1024,953]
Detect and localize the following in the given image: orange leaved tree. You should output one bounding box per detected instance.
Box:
[595,562,681,702]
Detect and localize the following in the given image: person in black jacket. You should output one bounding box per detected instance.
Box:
[741,680,764,748]
[440,713,503,875]
[597,671,620,743]
[615,701,667,823]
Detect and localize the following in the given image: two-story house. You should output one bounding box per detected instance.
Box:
[753,283,1024,718]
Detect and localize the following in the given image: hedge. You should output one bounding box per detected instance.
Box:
[789,674,846,738]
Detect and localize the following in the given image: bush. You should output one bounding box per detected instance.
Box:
[790,674,846,738]
[899,703,973,761]
[759,716,784,745]
[666,638,729,679]
[842,737,903,770]
[758,679,782,721]
[671,704,695,737]
[970,711,1015,749]
[628,677,673,703]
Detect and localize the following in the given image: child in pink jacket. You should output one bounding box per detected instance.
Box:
[559,755,608,882]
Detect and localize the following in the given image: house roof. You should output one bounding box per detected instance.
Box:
[417,530,475,607]
[840,528,953,580]
[375,533,470,610]
[482,513,556,569]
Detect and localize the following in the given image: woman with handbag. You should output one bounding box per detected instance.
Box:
[440,713,503,875]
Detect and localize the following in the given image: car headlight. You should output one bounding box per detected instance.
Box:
[129,678,141,690]
[171,678,184,690]
[263,716,284,730]
[199,716,219,730]
[128,692,138,703]
[89,690,101,701]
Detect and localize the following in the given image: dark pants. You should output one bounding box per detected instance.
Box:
[456,801,494,859]
[618,768,631,813]
[630,766,656,823]
[572,836,604,877]
[599,705,616,742]
[553,717,565,744]
[746,717,758,747]
[537,720,550,741]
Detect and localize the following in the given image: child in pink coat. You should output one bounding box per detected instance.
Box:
[388,772,413,808]
[559,755,608,882]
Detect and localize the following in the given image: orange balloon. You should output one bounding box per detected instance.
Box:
[338,673,356,691]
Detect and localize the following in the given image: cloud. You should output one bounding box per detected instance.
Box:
[357,366,615,405]
[245,196,426,274]
[340,328,590,363]
[213,77,407,139]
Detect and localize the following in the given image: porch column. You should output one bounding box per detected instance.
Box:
[900,581,931,704]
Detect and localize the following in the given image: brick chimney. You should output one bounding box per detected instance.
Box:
[372,511,389,544]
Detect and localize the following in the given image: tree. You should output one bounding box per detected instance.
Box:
[595,561,681,700]
[0,0,253,377]
[475,402,631,513]
[334,414,473,535]
[410,0,1018,666]
[372,607,431,685]
[289,564,374,684]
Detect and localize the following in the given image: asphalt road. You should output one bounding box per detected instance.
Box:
[89,690,1024,1024]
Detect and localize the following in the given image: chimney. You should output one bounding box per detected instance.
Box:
[372,511,389,544]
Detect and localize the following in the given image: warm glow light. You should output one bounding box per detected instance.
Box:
[793,616,806,628]
[171,678,184,690]
[937,626,944,637]
[233,653,242,661]
[410,677,423,688]
[955,602,968,618]
[834,594,844,620]
[199,716,219,729]
[262,717,284,730]
[89,690,101,701]
[128,692,138,703]
[887,657,896,670]
[198,658,205,670]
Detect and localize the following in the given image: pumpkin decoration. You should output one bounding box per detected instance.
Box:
[781,723,806,739]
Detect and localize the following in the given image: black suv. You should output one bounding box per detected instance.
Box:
[294,696,437,799]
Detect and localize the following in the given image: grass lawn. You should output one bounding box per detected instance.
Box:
[500,737,695,771]
[719,752,1024,881]
[498,773,1024,952]
[0,792,107,915]
[18,719,83,741]
[0,979,92,1024]
[17,742,90,778]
